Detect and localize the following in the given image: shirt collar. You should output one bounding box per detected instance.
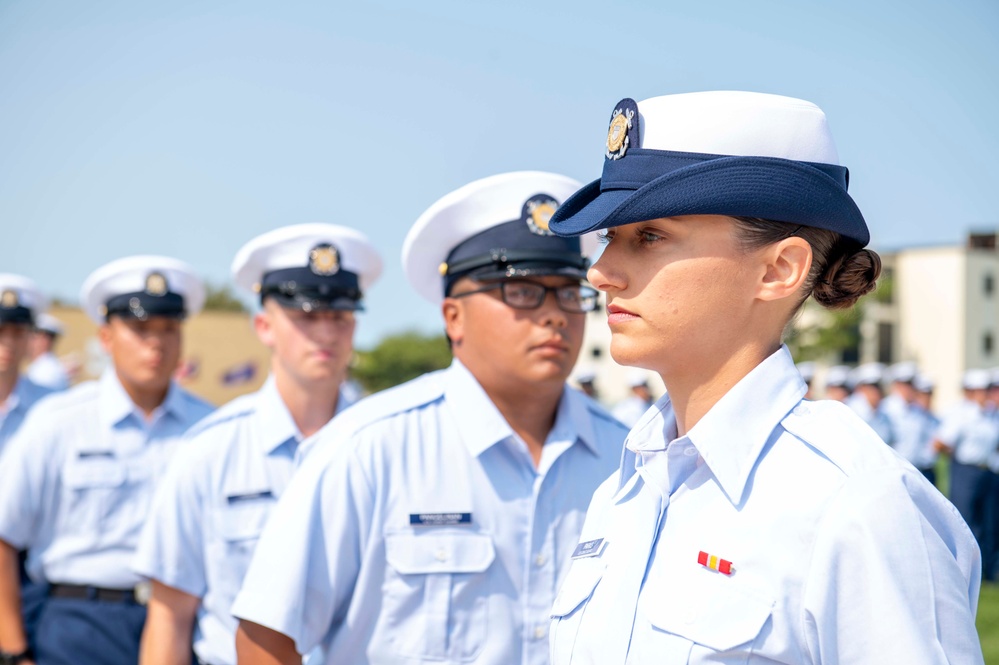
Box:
[623,345,805,505]
[99,369,190,428]
[443,359,592,457]
[255,376,303,455]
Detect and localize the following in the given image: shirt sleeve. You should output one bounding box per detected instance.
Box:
[231,434,375,654]
[801,468,983,664]
[132,442,207,598]
[0,408,57,549]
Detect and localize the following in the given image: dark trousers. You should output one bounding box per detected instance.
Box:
[950,461,997,580]
[18,551,48,652]
[35,595,146,665]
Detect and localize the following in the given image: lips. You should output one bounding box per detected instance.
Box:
[532,337,569,354]
[606,303,639,325]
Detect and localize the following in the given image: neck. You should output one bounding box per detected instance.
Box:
[479,377,563,467]
[0,372,17,406]
[662,340,778,437]
[117,373,169,420]
[272,367,341,439]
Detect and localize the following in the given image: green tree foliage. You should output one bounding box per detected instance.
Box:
[203,283,248,312]
[352,331,452,394]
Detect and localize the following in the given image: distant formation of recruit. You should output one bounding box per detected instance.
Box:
[0,89,987,665]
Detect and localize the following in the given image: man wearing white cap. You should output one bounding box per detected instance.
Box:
[844,362,893,444]
[882,362,937,483]
[25,313,71,392]
[0,256,214,665]
[934,369,999,581]
[0,275,57,661]
[612,368,655,427]
[133,225,382,665]
[0,275,54,454]
[822,364,851,401]
[232,172,629,665]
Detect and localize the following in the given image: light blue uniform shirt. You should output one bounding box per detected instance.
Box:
[550,347,982,665]
[882,392,938,470]
[844,391,894,444]
[937,399,999,467]
[0,377,54,455]
[133,377,354,665]
[0,370,213,588]
[231,359,628,665]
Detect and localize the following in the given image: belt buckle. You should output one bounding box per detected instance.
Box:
[134,581,151,606]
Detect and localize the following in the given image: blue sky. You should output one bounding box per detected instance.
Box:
[2,0,997,347]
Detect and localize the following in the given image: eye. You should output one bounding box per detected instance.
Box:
[636,226,667,246]
[596,230,614,245]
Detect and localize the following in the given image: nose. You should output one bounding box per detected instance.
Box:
[537,290,569,329]
[587,248,625,293]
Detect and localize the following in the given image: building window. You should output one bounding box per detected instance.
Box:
[984,333,994,356]
[985,274,994,297]
[877,322,894,364]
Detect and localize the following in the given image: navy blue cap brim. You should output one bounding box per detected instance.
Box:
[550,156,869,246]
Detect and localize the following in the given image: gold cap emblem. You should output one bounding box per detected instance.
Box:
[605,100,636,160]
[525,196,559,236]
[438,262,449,276]
[0,290,18,308]
[145,272,168,296]
[309,244,340,276]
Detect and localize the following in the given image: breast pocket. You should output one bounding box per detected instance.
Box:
[635,571,774,664]
[60,457,127,532]
[549,557,606,662]
[210,498,274,599]
[382,531,495,662]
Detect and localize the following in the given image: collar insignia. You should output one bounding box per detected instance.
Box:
[145,272,168,296]
[309,244,340,276]
[606,98,638,160]
[523,195,559,236]
[0,290,18,308]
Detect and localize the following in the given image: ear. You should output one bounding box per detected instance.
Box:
[757,237,812,303]
[253,309,274,348]
[98,322,113,354]
[441,298,465,347]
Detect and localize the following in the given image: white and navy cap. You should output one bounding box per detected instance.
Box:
[850,362,886,388]
[990,368,999,389]
[625,367,651,389]
[549,91,868,246]
[0,274,47,326]
[575,364,597,384]
[35,312,65,336]
[402,171,599,305]
[796,361,816,384]
[914,373,935,393]
[962,368,991,391]
[81,256,204,324]
[232,224,382,312]
[824,365,852,389]
[887,361,919,385]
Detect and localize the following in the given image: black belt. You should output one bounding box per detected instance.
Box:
[48,583,143,604]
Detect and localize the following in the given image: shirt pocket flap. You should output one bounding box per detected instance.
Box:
[219,501,272,541]
[385,532,495,575]
[62,459,126,488]
[643,574,773,652]
[551,559,606,618]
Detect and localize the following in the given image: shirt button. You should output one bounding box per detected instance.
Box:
[683,446,698,456]
[535,554,546,567]
[534,625,546,639]
[435,549,448,562]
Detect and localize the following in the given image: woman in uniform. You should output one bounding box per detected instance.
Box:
[546,91,983,663]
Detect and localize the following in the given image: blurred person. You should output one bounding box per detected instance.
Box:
[882,362,936,481]
[231,172,629,665]
[0,275,56,661]
[911,373,941,486]
[612,368,656,427]
[845,362,893,444]
[823,364,851,401]
[133,225,382,665]
[795,361,815,399]
[0,257,214,665]
[25,313,70,392]
[546,91,982,662]
[934,369,999,582]
[574,365,599,401]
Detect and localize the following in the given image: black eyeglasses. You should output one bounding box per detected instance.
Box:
[450,280,598,313]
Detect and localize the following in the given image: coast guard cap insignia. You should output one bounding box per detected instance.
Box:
[309,244,340,276]
[524,195,559,236]
[145,272,168,296]
[0,290,18,308]
[605,98,638,161]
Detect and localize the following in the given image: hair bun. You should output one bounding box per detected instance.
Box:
[813,248,882,309]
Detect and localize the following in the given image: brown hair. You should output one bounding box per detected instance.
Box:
[732,217,881,310]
